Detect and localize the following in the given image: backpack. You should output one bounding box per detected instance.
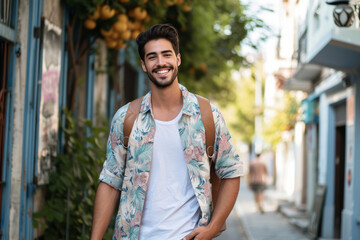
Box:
[122,95,226,236]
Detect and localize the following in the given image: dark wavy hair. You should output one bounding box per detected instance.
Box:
[136,24,179,61]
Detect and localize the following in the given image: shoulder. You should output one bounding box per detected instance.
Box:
[111,103,130,124]
[185,91,224,123]
[209,103,225,125]
[188,92,221,116]
[210,103,221,115]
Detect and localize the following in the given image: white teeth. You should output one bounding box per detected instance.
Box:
[157,70,169,74]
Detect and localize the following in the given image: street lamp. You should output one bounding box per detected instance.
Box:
[326,0,360,27]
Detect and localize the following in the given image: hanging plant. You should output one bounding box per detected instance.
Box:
[64,0,193,49]
[61,0,193,112]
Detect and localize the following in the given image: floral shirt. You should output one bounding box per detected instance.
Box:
[99,84,244,240]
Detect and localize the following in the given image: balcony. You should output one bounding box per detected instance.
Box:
[306,27,360,72]
[284,29,322,92]
[305,2,360,72]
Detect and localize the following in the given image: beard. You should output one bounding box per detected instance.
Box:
[146,65,178,89]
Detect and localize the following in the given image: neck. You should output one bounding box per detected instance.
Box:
[150,80,183,121]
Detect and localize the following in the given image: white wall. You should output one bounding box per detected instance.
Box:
[305,123,317,213]
[306,0,333,59]
[306,0,360,64]
[276,132,296,199]
[294,121,306,207]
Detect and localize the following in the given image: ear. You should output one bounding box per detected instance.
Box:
[141,60,147,72]
[177,53,181,67]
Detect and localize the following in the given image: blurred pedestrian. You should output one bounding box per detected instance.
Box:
[90,24,244,240]
[248,153,268,213]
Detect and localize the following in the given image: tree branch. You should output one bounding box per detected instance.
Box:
[66,21,79,113]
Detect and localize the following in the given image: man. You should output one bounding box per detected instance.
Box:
[91,24,243,240]
[248,153,268,213]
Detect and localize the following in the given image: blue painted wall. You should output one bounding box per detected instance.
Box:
[352,79,360,240]
[0,42,17,240]
[58,7,69,153]
[86,46,96,121]
[0,0,19,238]
[317,77,358,239]
[319,93,335,238]
[19,0,43,238]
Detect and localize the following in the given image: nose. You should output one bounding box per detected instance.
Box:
[156,56,165,66]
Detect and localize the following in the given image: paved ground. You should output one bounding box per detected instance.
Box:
[214,209,246,240]
[214,180,311,240]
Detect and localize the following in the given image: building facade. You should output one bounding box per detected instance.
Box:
[0,0,148,239]
[284,0,360,239]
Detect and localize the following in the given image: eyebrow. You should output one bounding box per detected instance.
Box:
[145,50,173,58]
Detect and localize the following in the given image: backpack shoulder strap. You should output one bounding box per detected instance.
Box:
[196,95,226,235]
[196,95,215,159]
[123,96,143,148]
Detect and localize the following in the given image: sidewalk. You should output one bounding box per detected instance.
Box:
[215,209,246,240]
[234,180,311,240]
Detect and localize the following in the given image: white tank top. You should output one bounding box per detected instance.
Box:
[139,111,201,240]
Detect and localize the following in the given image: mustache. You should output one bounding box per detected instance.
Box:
[152,66,174,73]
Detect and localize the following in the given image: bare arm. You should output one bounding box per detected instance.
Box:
[90,182,120,240]
[208,177,240,233]
[183,177,240,240]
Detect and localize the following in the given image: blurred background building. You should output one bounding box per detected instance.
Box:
[272,0,360,239]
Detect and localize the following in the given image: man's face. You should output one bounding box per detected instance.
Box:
[141,38,181,89]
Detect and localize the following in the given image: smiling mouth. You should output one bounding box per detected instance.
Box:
[153,66,174,74]
[156,69,170,74]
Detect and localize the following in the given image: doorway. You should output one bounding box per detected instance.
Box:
[333,103,346,238]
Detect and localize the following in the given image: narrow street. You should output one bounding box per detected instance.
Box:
[215,180,310,240]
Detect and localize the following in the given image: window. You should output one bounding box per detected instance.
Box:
[1,0,14,27]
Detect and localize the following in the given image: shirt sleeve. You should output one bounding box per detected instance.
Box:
[99,103,129,190]
[212,105,244,179]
